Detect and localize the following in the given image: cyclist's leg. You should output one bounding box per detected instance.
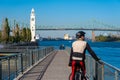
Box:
[79,61,87,80]
[70,60,76,80]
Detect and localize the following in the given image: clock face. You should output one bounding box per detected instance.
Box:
[32,18,34,21]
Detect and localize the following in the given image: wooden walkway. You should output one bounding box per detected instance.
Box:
[17,50,71,80]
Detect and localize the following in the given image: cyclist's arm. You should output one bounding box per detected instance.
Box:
[86,43,100,61]
[68,47,73,66]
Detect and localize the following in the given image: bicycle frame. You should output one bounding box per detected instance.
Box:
[75,66,83,80]
[69,65,89,80]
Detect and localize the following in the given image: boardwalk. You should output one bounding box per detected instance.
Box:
[18,50,71,80]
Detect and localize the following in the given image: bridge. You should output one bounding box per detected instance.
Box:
[36,26,120,42]
[34,20,120,42]
[36,27,120,31]
[0,46,120,80]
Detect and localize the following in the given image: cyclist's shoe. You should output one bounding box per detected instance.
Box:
[68,62,72,67]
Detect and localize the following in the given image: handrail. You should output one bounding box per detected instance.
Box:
[101,60,120,72]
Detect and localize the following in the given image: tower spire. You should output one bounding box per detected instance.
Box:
[30,8,36,42]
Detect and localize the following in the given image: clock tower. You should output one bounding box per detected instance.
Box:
[30,8,36,42]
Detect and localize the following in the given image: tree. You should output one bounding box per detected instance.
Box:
[14,24,20,42]
[95,35,120,42]
[2,18,10,43]
[26,28,31,42]
[20,28,27,42]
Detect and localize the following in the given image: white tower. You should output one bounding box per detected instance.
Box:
[30,8,36,42]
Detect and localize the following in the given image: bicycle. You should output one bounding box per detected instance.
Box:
[69,63,89,80]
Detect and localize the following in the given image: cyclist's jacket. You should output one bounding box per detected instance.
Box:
[69,40,99,65]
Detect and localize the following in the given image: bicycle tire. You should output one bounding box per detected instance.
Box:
[69,72,81,80]
[75,71,81,80]
[76,72,89,80]
[69,72,88,80]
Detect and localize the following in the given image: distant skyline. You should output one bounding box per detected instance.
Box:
[0,0,120,38]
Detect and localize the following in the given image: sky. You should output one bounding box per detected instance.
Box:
[0,0,120,38]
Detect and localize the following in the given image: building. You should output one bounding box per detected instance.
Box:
[64,34,69,40]
[36,34,40,40]
[30,8,36,42]
[64,34,72,40]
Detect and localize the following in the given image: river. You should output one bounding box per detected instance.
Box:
[38,40,120,69]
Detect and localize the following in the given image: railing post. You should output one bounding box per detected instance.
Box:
[29,51,32,66]
[97,63,104,80]
[39,50,41,59]
[92,58,96,80]
[0,59,2,80]
[101,64,104,80]
[8,58,10,80]
[15,55,18,77]
[95,61,98,80]
[115,71,118,80]
[18,53,23,74]
[34,50,37,63]
[32,51,34,65]
[36,49,39,61]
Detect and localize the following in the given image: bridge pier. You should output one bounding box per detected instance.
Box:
[92,30,95,42]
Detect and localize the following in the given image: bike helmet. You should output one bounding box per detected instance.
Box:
[76,31,86,39]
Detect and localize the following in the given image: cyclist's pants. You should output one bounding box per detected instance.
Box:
[70,60,86,80]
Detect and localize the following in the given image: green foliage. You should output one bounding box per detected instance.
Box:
[0,18,32,43]
[20,28,26,41]
[26,28,31,42]
[1,18,10,43]
[14,24,20,43]
[95,35,120,42]
[9,36,15,43]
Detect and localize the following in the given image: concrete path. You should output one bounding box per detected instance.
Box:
[41,50,71,80]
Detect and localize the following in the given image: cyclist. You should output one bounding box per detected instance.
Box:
[68,31,100,80]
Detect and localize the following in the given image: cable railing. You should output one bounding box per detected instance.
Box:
[66,47,120,80]
[0,46,54,80]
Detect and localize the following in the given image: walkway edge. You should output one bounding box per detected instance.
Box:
[14,50,56,80]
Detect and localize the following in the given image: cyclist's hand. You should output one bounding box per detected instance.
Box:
[68,62,72,67]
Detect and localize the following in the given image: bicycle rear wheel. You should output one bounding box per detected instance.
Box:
[75,71,81,80]
[69,72,87,80]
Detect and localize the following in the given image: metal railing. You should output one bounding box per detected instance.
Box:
[66,47,120,80]
[0,46,54,80]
